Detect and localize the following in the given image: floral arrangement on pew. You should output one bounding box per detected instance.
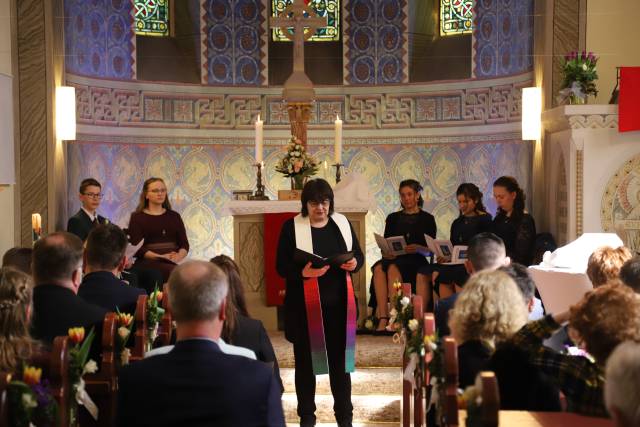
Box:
[275,136,319,190]
[146,286,165,351]
[116,309,134,366]
[558,51,599,105]
[7,366,58,427]
[68,327,98,423]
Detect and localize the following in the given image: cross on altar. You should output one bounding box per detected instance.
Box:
[270,0,327,75]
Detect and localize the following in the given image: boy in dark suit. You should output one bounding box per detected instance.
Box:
[67,178,108,241]
[117,261,285,427]
[31,232,107,352]
[78,224,145,314]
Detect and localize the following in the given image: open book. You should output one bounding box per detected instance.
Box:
[374,233,407,256]
[424,235,468,265]
[294,248,355,268]
[125,239,144,261]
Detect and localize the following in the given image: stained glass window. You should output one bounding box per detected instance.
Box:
[440,0,473,36]
[272,0,340,42]
[134,0,170,37]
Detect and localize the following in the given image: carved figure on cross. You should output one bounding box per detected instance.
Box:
[270,0,327,73]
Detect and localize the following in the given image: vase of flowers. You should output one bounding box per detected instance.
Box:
[558,51,599,105]
[275,136,319,190]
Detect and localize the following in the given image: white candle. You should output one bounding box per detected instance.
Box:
[334,115,342,164]
[255,115,263,164]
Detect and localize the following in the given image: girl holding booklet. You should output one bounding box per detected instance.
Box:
[416,183,492,310]
[370,179,437,333]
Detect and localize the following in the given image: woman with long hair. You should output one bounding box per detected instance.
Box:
[492,176,536,266]
[370,179,437,332]
[415,183,492,310]
[128,177,189,287]
[0,267,38,373]
[210,254,283,393]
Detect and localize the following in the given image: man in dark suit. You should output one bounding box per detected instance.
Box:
[31,232,107,350]
[67,178,108,241]
[78,224,145,314]
[117,261,285,427]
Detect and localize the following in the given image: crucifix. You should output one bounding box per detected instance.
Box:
[270,0,327,146]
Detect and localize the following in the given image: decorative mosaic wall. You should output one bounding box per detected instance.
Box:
[473,0,534,78]
[343,0,408,84]
[67,138,531,269]
[201,0,266,85]
[64,0,136,79]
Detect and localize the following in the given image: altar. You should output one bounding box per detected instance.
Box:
[226,200,370,331]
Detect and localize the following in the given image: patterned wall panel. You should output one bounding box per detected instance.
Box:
[201,0,266,85]
[343,0,408,84]
[67,138,531,269]
[473,0,533,78]
[64,0,136,79]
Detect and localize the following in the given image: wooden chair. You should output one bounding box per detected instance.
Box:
[479,371,500,427]
[442,336,459,427]
[82,312,118,426]
[49,336,70,427]
[157,283,173,347]
[130,294,148,362]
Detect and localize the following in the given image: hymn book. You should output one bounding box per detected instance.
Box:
[294,248,355,268]
[374,233,408,256]
[424,235,468,265]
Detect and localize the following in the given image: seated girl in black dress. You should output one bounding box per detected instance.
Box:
[370,179,436,332]
[415,183,492,311]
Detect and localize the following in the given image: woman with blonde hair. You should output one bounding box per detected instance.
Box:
[0,267,39,373]
[449,270,528,387]
[128,177,189,287]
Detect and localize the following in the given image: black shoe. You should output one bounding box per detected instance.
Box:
[300,416,316,427]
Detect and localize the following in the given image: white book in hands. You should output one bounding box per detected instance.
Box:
[424,234,468,265]
[125,239,144,261]
[374,233,407,256]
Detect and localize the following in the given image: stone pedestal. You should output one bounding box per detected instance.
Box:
[227,200,369,331]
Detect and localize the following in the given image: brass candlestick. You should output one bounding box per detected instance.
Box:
[249,163,269,200]
[334,163,343,184]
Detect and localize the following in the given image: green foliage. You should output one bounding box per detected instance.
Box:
[561,51,599,98]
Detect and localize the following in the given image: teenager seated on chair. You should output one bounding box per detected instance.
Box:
[415,183,491,312]
[369,179,436,333]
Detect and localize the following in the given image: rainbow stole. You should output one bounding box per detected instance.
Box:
[295,213,356,376]
[303,272,357,375]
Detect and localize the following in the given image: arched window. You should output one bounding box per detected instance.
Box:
[272,0,340,42]
[440,0,473,36]
[134,0,170,36]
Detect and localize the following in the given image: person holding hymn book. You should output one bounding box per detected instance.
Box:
[369,179,436,333]
[128,177,189,288]
[67,178,109,241]
[491,176,536,266]
[416,183,492,310]
[276,179,364,427]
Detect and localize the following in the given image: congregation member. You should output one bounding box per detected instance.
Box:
[448,270,528,388]
[498,263,544,320]
[511,284,640,417]
[586,245,632,288]
[78,224,145,314]
[619,255,640,293]
[276,179,364,427]
[31,232,107,347]
[210,254,283,393]
[117,261,285,427]
[605,342,640,427]
[370,179,436,332]
[0,267,41,373]
[435,232,509,334]
[491,176,536,266]
[67,178,109,241]
[415,183,492,312]
[1,247,32,275]
[128,177,190,287]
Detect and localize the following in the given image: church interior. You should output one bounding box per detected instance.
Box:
[1,0,640,425]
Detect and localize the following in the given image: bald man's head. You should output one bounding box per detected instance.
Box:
[168,261,229,322]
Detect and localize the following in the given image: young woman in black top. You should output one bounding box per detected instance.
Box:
[491,176,536,266]
[371,179,436,332]
[415,183,492,310]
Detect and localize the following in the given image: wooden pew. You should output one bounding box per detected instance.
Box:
[157,282,173,347]
[479,371,500,427]
[443,336,459,427]
[82,312,118,426]
[423,313,436,423]
[49,336,71,427]
[0,372,9,426]
[412,295,424,427]
[130,294,148,362]
[401,283,412,427]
